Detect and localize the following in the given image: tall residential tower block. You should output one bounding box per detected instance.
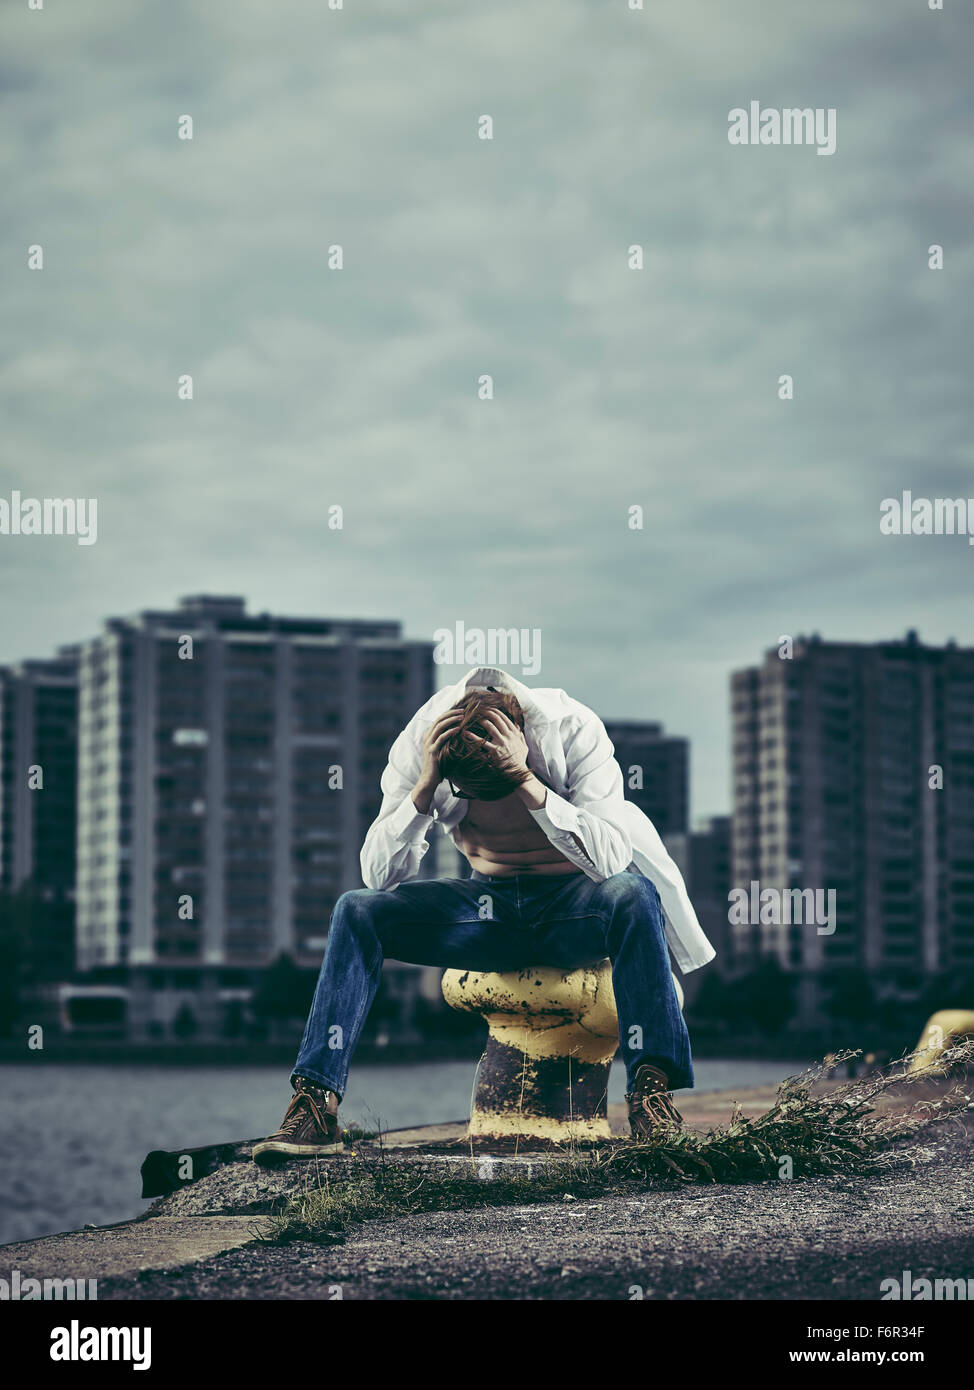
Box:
[75,596,434,971]
[731,632,974,983]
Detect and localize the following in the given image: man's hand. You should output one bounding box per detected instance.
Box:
[412,709,463,813]
[476,710,547,807]
[476,710,535,789]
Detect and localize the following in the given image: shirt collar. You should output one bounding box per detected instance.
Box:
[450,666,550,731]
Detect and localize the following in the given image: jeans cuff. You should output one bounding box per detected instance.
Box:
[627,1056,694,1092]
[290,1066,343,1099]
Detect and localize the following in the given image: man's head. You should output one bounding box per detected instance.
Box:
[437,689,526,801]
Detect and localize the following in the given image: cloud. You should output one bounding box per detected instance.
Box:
[0,0,971,817]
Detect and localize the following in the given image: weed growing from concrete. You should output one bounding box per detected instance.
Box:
[610,1043,972,1183]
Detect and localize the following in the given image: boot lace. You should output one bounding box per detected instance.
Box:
[634,1090,683,1125]
[278,1088,328,1139]
[628,1071,683,1126]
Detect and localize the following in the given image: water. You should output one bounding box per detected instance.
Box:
[0,1058,804,1244]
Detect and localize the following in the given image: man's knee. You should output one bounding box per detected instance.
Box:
[594,872,660,914]
[331,889,384,931]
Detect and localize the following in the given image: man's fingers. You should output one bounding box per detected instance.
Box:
[430,715,465,751]
[479,710,514,736]
[424,707,523,769]
[426,711,462,744]
[480,712,524,750]
[431,729,459,755]
[432,710,463,731]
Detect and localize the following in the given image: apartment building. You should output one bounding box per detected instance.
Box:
[0,647,79,975]
[75,596,434,976]
[603,719,689,838]
[731,632,974,990]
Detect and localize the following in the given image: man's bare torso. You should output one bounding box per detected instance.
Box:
[454,793,582,876]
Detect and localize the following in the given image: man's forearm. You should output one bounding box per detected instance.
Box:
[411,779,438,815]
[514,773,547,809]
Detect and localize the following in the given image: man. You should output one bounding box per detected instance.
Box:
[253,667,715,1164]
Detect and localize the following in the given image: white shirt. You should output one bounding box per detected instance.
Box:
[360,667,717,974]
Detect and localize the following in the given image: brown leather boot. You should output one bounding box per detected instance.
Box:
[252,1076,345,1165]
[626,1063,683,1138]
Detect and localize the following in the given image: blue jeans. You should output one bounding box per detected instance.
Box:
[292,869,694,1097]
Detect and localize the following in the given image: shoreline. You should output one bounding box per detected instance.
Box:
[0,1034,892,1067]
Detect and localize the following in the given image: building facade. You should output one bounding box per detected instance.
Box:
[664,814,730,1005]
[730,632,974,996]
[75,596,434,979]
[0,648,79,977]
[603,719,689,838]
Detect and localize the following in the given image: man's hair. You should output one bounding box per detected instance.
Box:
[437,689,526,801]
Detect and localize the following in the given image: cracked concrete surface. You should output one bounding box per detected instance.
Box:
[93,1132,974,1300]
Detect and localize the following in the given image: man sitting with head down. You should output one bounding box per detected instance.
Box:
[253,667,715,1163]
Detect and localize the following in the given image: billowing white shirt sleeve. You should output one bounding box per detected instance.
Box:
[527,709,714,972]
[360,723,436,890]
[527,712,635,880]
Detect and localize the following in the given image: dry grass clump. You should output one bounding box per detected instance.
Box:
[608,1043,972,1184]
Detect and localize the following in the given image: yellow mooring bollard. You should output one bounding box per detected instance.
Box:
[441,962,684,1142]
[909,1009,974,1074]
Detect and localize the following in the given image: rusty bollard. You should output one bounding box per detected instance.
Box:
[443,964,687,1141]
[443,962,666,1142]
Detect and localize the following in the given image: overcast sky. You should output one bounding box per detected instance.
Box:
[2,0,972,818]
